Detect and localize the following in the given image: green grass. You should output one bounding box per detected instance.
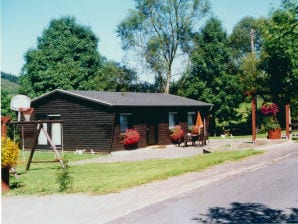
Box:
[5,149,263,196]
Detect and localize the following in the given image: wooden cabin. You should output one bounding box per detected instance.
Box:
[23,89,213,152]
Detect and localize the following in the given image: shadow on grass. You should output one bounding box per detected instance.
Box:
[193,202,298,223]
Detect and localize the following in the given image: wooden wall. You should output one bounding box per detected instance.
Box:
[25,92,209,152]
[29,92,115,152]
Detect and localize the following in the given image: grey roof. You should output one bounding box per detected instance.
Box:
[33,89,213,108]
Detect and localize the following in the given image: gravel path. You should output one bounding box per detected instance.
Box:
[71,138,287,165]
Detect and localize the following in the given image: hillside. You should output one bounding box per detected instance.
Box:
[1,72,20,94]
[1,78,20,94]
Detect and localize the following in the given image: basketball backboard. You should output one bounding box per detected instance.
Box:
[10,95,31,111]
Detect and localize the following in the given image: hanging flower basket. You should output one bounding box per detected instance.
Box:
[19,107,34,121]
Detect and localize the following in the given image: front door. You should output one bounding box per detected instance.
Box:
[147,122,157,145]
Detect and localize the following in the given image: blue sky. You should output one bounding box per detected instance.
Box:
[1,0,281,77]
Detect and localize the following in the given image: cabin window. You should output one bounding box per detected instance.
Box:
[188,112,196,129]
[120,113,132,132]
[169,112,178,129]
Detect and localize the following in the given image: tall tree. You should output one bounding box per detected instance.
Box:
[117,0,210,93]
[178,18,242,131]
[229,17,263,60]
[260,0,298,105]
[89,60,138,92]
[19,16,103,97]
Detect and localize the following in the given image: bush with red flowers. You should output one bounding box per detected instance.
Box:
[170,125,184,143]
[260,102,280,131]
[120,129,140,146]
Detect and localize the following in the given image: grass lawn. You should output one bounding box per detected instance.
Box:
[5,149,263,196]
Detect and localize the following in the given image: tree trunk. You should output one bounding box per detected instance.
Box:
[165,67,171,94]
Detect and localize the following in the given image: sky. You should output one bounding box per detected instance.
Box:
[1,0,281,81]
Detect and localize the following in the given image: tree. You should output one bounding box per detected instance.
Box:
[19,16,103,97]
[178,18,242,133]
[89,60,138,92]
[1,90,13,117]
[228,17,263,60]
[117,0,210,93]
[260,0,298,105]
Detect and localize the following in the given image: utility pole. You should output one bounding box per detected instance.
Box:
[250,29,256,144]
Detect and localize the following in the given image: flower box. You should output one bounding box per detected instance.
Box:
[268,128,281,139]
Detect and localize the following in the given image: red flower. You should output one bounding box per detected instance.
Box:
[120,129,140,146]
[170,125,184,142]
[261,102,279,116]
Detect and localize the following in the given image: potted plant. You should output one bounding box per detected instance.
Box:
[1,137,19,192]
[170,125,184,144]
[261,102,281,139]
[189,125,199,135]
[120,129,140,149]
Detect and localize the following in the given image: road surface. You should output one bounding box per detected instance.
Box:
[108,146,298,223]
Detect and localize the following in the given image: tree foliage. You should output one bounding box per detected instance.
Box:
[19,16,103,97]
[178,18,242,131]
[89,60,138,92]
[117,0,210,93]
[260,0,298,104]
[228,16,263,59]
[1,71,19,84]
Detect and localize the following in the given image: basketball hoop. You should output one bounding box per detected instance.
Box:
[10,95,31,121]
[19,108,34,121]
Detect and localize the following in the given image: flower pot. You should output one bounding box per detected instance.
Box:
[124,143,138,150]
[1,168,10,192]
[268,129,281,139]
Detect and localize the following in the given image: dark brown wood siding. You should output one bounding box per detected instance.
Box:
[25,91,210,152]
[158,123,171,145]
[29,92,115,152]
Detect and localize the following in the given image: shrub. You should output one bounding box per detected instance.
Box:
[56,160,73,192]
[120,129,140,146]
[1,137,19,169]
[170,125,184,142]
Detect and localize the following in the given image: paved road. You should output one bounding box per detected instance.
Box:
[2,141,298,224]
[108,145,298,224]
